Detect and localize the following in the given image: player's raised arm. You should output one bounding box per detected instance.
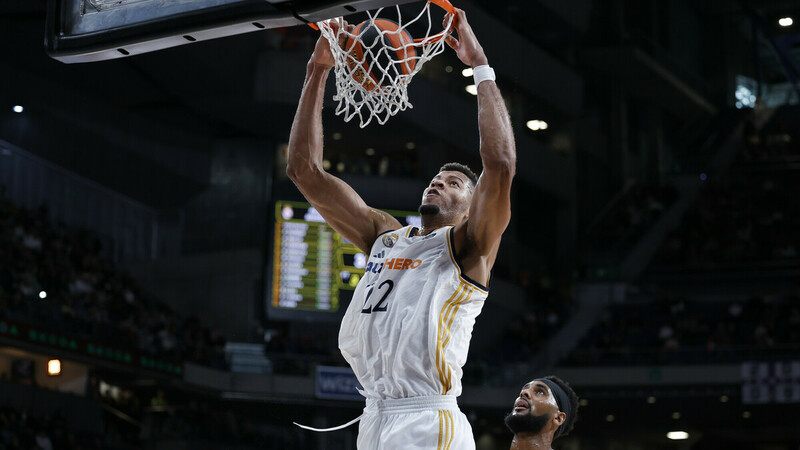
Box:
[445,9,517,285]
[286,25,401,253]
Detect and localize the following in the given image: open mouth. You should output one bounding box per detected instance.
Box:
[513,398,529,413]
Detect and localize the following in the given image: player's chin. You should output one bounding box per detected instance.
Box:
[418,203,441,216]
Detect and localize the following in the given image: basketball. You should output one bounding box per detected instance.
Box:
[344,19,417,91]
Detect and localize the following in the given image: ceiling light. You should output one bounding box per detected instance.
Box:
[465,84,478,95]
[48,359,61,376]
[671,412,681,419]
[405,142,416,150]
[365,148,375,156]
[667,431,689,440]
[445,65,453,73]
[778,17,793,27]
[647,396,656,404]
[719,395,729,403]
[12,105,23,113]
[39,291,47,299]
[742,411,751,419]
[526,120,549,131]
[605,414,615,422]
[462,67,474,77]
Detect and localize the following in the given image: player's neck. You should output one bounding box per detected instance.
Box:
[418,213,461,236]
[509,433,553,450]
[417,225,444,236]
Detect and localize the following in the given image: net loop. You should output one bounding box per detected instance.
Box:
[317,2,455,127]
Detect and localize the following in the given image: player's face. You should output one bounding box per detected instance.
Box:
[504,380,559,435]
[511,381,559,417]
[420,171,472,214]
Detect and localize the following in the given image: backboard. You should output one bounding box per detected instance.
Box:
[45,0,420,63]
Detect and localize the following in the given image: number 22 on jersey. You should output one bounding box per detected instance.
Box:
[361,280,395,314]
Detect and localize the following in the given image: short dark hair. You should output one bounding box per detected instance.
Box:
[544,375,579,439]
[439,162,478,190]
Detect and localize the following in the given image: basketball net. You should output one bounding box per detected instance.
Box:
[317,3,455,127]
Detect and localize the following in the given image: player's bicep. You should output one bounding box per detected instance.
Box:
[293,171,401,252]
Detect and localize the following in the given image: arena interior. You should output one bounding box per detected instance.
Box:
[1,0,799,448]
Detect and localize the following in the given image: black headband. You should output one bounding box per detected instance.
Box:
[536,378,571,439]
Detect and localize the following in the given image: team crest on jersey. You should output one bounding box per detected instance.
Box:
[382,233,399,248]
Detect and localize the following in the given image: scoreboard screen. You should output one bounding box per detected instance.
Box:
[267,200,420,320]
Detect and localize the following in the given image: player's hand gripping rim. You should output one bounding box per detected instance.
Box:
[309,19,355,68]
[443,8,489,68]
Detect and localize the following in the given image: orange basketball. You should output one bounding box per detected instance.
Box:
[344,19,417,91]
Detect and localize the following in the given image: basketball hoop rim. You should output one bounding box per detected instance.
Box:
[429,0,456,16]
[308,0,457,41]
[414,0,456,44]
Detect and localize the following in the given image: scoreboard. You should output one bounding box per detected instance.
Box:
[268,200,419,319]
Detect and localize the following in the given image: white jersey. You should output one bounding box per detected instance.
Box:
[339,225,489,401]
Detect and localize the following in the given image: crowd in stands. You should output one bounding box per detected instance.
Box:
[570,109,800,366]
[261,323,346,375]
[568,291,800,366]
[0,382,307,450]
[140,401,309,448]
[462,268,575,385]
[324,151,421,179]
[500,269,573,361]
[0,195,227,369]
[0,402,105,450]
[655,169,799,268]
[583,182,678,258]
[94,378,313,449]
[742,108,800,162]
[656,106,799,267]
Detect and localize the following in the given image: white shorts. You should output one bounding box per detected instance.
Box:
[357,396,475,450]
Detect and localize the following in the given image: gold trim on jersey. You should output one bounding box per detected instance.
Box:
[437,410,443,449]
[437,410,454,450]
[436,282,474,394]
[444,226,490,294]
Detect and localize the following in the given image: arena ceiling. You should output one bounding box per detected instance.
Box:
[0,0,798,203]
[0,0,796,145]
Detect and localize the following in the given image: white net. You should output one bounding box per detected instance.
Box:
[318,2,454,127]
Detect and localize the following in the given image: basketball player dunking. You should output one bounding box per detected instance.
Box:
[287,8,516,449]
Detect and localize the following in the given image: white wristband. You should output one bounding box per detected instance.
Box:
[472,65,496,87]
